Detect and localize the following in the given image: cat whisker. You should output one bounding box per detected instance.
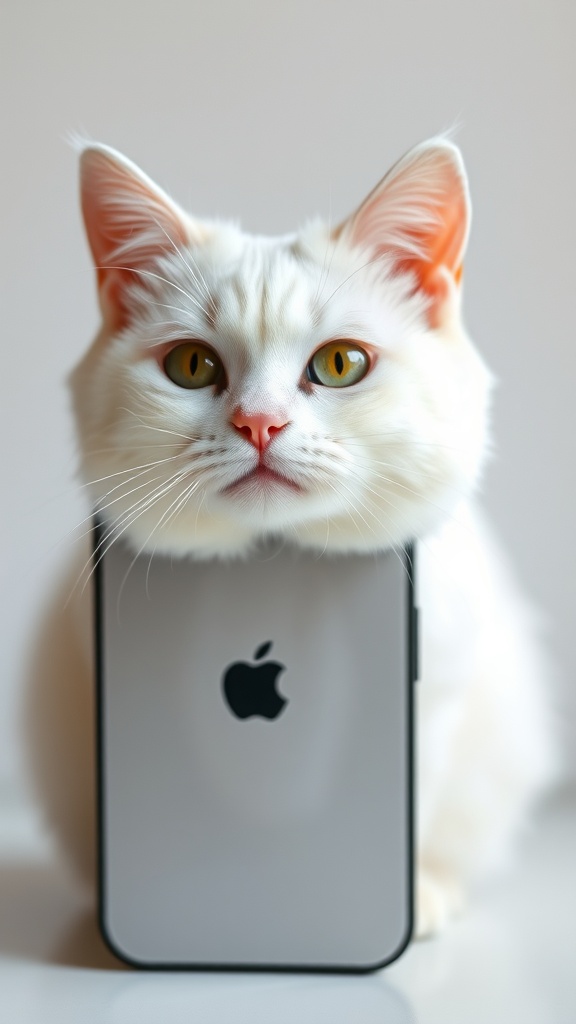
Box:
[78,451,190,491]
[85,471,193,592]
[162,476,201,535]
[83,442,188,455]
[308,479,332,557]
[335,434,464,452]
[339,462,479,574]
[345,452,458,487]
[49,472,193,551]
[30,449,186,511]
[117,476,201,610]
[142,481,201,597]
[67,468,175,569]
[69,468,193,601]
[325,474,413,583]
[76,470,179,537]
[350,465,477,545]
[93,467,192,556]
[321,476,370,543]
[324,474,382,542]
[345,470,417,523]
[350,462,451,495]
[117,408,198,444]
[194,486,208,537]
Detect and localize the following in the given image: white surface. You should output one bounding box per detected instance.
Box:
[1,0,576,805]
[0,789,574,1023]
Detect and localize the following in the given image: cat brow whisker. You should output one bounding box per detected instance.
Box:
[96,265,209,319]
[311,185,334,311]
[150,217,214,306]
[136,296,207,319]
[135,319,198,335]
[312,188,350,322]
[315,251,392,316]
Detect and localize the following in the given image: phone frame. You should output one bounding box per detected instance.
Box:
[92,519,417,973]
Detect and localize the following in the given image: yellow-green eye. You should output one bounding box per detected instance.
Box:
[164,342,223,389]
[308,341,370,388]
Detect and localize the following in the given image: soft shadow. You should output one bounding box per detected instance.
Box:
[0,859,417,1021]
[0,858,125,970]
[51,906,126,970]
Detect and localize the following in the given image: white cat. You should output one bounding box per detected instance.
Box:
[24,139,555,937]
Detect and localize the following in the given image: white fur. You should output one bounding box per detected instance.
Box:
[23,140,556,937]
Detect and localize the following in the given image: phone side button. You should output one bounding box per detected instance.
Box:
[412,607,420,683]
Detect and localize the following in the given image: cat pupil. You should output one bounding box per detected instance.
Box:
[335,351,344,375]
[190,352,199,376]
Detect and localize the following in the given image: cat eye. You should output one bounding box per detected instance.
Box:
[164,342,224,389]
[307,341,370,388]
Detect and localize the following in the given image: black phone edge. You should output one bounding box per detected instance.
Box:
[92,518,416,974]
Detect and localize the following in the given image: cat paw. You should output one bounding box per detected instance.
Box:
[415,868,466,939]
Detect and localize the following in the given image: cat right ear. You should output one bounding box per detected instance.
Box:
[80,144,200,331]
[334,139,471,327]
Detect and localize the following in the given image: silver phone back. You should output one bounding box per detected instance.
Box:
[95,531,416,971]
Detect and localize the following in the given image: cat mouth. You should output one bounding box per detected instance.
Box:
[223,465,303,495]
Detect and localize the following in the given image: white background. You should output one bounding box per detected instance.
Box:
[1,0,575,802]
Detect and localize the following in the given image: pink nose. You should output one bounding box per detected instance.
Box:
[231,410,289,452]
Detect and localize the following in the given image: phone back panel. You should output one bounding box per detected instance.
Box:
[95,534,415,970]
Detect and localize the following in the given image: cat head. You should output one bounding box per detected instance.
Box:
[71,139,492,558]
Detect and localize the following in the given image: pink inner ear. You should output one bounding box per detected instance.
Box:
[80,146,190,331]
[338,142,470,326]
[395,195,467,289]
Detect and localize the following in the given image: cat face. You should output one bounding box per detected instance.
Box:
[71,141,492,558]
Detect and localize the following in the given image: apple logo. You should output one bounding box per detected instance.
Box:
[222,641,288,720]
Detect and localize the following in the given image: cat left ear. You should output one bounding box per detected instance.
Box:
[80,144,199,330]
[335,139,471,326]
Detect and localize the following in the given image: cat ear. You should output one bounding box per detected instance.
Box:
[80,144,200,330]
[336,139,470,326]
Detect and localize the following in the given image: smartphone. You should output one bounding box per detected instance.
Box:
[94,522,417,972]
